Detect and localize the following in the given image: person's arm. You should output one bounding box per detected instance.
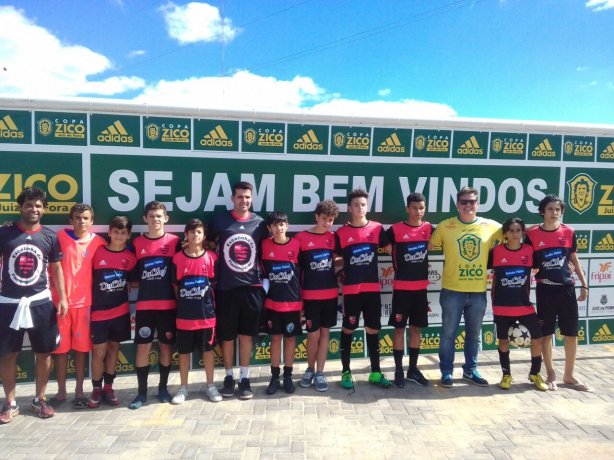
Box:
[569,252,588,302]
[49,261,68,318]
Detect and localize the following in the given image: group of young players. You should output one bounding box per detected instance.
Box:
[0,181,591,424]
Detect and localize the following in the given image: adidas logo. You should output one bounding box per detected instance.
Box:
[501,257,508,263]
[531,138,557,158]
[140,249,147,254]
[97,120,134,143]
[377,132,405,153]
[0,114,25,139]
[457,135,483,155]
[26,235,32,240]
[378,335,394,352]
[99,260,107,266]
[595,233,614,251]
[268,252,275,257]
[600,141,614,160]
[347,236,354,243]
[293,129,323,151]
[308,241,315,247]
[201,125,233,147]
[538,241,545,247]
[295,339,308,358]
[403,234,410,240]
[455,331,466,350]
[592,324,614,342]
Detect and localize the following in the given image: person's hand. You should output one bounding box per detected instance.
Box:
[57,299,68,318]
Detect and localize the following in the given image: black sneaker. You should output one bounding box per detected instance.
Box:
[407,367,429,386]
[220,375,235,398]
[283,377,296,394]
[392,370,405,388]
[238,378,254,400]
[462,370,489,387]
[266,378,280,395]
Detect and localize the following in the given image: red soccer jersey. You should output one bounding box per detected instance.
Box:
[387,221,433,291]
[261,237,302,312]
[525,224,577,286]
[134,233,180,311]
[172,250,217,330]
[295,230,338,301]
[91,246,137,321]
[488,243,535,317]
[335,221,389,295]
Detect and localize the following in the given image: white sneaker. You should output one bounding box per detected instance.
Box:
[171,386,188,405]
[205,385,222,403]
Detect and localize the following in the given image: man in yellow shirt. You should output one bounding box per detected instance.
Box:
[430,187,502,388]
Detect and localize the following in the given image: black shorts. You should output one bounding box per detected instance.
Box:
[264,309,302,337]
[134,309,176,345]
[535,284,579,336]
[91,314,131,345]
[215,286,265,341]
[303,298,338,332]
[388,289,429,329]
[176,328,216,354]
[0,301,59,356]
[342,292,382,331]
[494,313,544,341]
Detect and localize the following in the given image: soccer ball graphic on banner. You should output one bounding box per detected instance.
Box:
[508,323,531,348]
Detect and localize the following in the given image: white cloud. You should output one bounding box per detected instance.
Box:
[586,0,614,11]
[161,2,239,44]
[127,49,147,58]
[0,6,145,97]
[377,88,391,97]
[306,99,457,119]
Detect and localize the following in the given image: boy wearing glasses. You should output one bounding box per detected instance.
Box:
[429,187,501,388]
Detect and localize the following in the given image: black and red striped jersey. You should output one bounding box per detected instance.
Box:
[387,221,433,291]
[91,246,137,321]
[525,224,577,286]
[295,230,338,300]
[261,237,302,312]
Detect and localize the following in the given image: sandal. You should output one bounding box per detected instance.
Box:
[563,381,593,392]
[73,397,89,409]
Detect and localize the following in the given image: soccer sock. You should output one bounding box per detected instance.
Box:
[408,347,420,370]
[103,372,116,390]
[393,349,404,373]
[158,364,171,390]
[136,365,150,395]
[283,366,293,379]
[92,378,103,389]
[270,366,281,379]
[366,333,381,373]
[498,349,511,375]
[530,355,542,375]
[240,366,250,380]
[341,332,352,373]
[226,368,234,378]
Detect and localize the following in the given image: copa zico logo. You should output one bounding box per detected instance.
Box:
[333,130,370,150]
[564,137,594,158]
[145,121,190,143]
[36,112,87,144]
[420,332,441,351]
[414,134,449,152]
[567,173,596,215]
[457,234,481,262]
[244,127,284,147]
[491,136,526,155]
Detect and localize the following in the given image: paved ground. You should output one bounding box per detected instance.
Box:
[1,345,613,460]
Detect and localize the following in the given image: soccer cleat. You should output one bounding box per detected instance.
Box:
[220,376,235,398]
[283,377,296,394]
[171,386,189,405]
[31,398,54,419]
[529,373,549,391]
[88,388,103,408]
[368,372,392,388]
[157,387,172,403]
[0,404,19,424]
[128,394,147,410]
[407,367,429,387]
[205,386,222,403]
[102,388,120,406]
[238,378,254,400]
[440,373,453,388]
[499,374,513,390]
[299,368,315,388]
[392,370,405,388]
[340,370,353,389]
[462,370,489,387]
[314,372,328,392]
[266,378,280,395]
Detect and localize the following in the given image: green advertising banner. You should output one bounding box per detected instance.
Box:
[365,328,395,357]
[597,137,614,163]
[191,343,231,369]
[293,334,309,362]
[90,113,140,147]
[588,318,614,344]
[35,111,87,146]
[15,350,35,384]
[564,168,614,223]
[90,154,560,226]
[0,110,31,144]
[481,324,498,350]
[528,133,562,161]
[330,126,371,156]
[194,119,239,152]
[241,121,285,154]
[592,230,614,252]
[372,128,412,157]
[575,230,591,254]
[489,132,527,160]
[0,151,82,224]
[451,131,488,160]
[143,116,191,150]
[419,326,442,355]
[555,322,588,346]
[413,129,451,158]
[563,135,596,162]
[287,124,329,155]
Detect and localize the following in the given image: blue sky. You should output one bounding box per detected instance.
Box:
[1,0,614,124]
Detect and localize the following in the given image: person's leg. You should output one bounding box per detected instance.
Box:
[0,352,18,403]
[73,351,88,399]
[316,328,330,373]
[562,335,578,383]
[203,350,215,386]
[438,289,464,377]
[52,353,69,400]
[91,343,108,381]
[282,335,297,393]
[34,353,53,400]
[461,292,487,375]
[104,341,120,378]
[221,340,235,374]
[306,329,320,371]
[178,353,190,387]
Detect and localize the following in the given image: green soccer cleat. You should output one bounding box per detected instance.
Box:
[499,374,513,390]
[368,372,392,388]
[529,373,548,391]
[340,370,353,389]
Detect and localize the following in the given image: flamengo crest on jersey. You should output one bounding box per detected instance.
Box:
[387,221,433,290]
[295,230,338,300]
[261,238,302,312]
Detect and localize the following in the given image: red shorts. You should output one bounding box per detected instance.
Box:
[54,307,92,353]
